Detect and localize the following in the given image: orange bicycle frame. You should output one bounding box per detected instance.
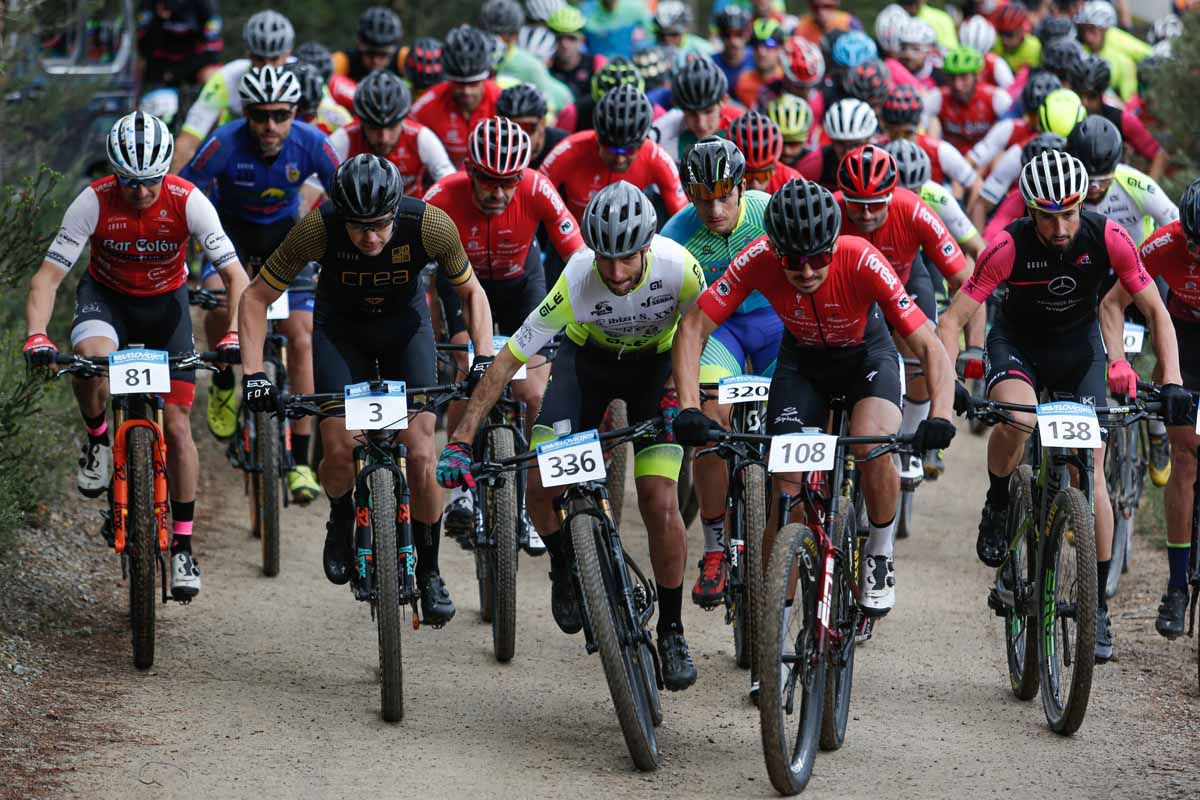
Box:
[111,418,171,554]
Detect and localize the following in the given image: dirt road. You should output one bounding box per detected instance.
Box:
[53,419,1199,799]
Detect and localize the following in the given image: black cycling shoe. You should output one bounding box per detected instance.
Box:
[419,573,456,626]
[657,625,698,691]
[548,566,583,634]
[1155,586,1188,639]
[976,503,1008,568]
[323,519,354,585]
[1095,606,1114,664]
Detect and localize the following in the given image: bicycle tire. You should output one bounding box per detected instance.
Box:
[370,469,404,723]
[1004,466,1040,701]
[485,428,519,663]
[127,426,157,671]
[475,547,494,623]
[820,505,857,751]
[678,448,700,528]
[244,409,261,540]
[570,512,659,771]
[255,410,282,577]
[1039,487,1096,735]
[895,487,915,540]
[758,523,824,796]
[733,463,767,670]
[604,400,630,529]
[1103,428,1129,597]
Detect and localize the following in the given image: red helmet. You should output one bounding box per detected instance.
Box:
[837,144,898,200]
[783,37,825,89]
[729,111,783,170]
[994,3,1028,34]
[467,116,532,179]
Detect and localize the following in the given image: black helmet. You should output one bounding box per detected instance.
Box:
[1034,15,1075,42]
[881,83,924,127]
[479,0,525,36]
[442,25,494,82]
[1041,37,1084,79]
[497,82,548,119]
[295,41,334,83]
[404,37,443,89]
[1020,132,1067,167]
[1068,54,1111,96]
[358,6,403,48]
[764,179,842,257]
[1180,179,1200,241]
[1067,114,1122,176]
[354,70,412,127]
[681,136,745,195]
[594,84,653,148]
[285,62,326,113]
[331,154,404,219]
[843,59,891,104]
[632,45,671,85]
[1021,70,1062,115]
[671,56,727,111]
[714,4,752,35]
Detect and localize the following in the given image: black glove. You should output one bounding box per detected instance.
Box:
[674,407,718,446]
[467,354,494,394]
[215,331,241,364]
[22,333,58,367]
[913,417,957,453]
[243,371,279,414]
[1160,383,1196,427]
[954,382,972,416]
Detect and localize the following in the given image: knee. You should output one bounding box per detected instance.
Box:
[637,485,680,530]
[163,409,194,447]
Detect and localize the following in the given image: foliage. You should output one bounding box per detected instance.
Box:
[1145,14,1200,195]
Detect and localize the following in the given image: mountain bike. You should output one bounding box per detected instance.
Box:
[1102,334,1151,598]
[54,349,218,670]
[281,376,463,723]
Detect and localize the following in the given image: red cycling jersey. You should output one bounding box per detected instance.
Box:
[763,161,802,194]
[836,187,968,283]
[538,130,688,221]
[329,73,356,111]
[423,169,584,281]
[333,118,455,196]
[1139,221,1200,322]
[410,79,502,168]
[938,83,1011,153]
[699,234,927,348]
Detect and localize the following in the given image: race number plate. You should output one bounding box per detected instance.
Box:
[267,291,290,320]
[468,336,526,380]
[718,375,770,404]
[344,381,408,430]
[108,349,171,395]
[767,433,838,473]
[536,429,605,487]
[1036,401,1101,449]
[1122,321,1145,354]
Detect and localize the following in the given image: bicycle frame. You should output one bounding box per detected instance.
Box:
[352,433,417,612]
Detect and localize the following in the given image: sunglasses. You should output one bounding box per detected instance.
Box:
[781,249,834,271]
[468,163,523,188]
[116,174,164,188]
[601,142,639,155]
[687,177,738,200]
[745,167,776,184]
[1029,193,1082,213]
[754,38,780,49]
[845,195,892,212]
[247,108,294,124]
[1088,174,1114,188]
[345,217,394,234]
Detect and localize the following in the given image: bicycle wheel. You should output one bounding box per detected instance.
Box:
[255,410,282,577]
[485,428,519,663]
[127,426,157,671]
[678,448,700,528]
[570,512,659,771]
[1004,466,1040,700]
[969,378,987,435]
[369,469,404,723]
[1039,487,1096,735]
[1103,428,1129,598]
[820,506,857,751]
[733,463,767,670]
[758,523,824,796]
[604,400,629,529]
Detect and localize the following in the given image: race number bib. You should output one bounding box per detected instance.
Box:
[1036,401,1101,449]
[718,375,770,404]
[108,349,170,394]
[536,429,605,487]
[267,291,290,320]
[468,336,526,380]
[1122,321,1145,354]
[768,433,838,473]
[344,381,408,430]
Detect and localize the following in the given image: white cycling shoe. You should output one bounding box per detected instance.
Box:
[171,551,202,601]
[860,555,895,616]
[77,440,112,498]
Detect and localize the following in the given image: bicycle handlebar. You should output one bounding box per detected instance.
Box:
[53,351,221,378]
[279,382,468,419]
[470,417,664,476]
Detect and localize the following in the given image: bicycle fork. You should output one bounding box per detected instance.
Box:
[352,460,419,624]
[111,414,174,603]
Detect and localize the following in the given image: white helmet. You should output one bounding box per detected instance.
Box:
[525,0,565,23]
[874,5,911,54]
[107,111,174,181]
[897,17,937,48]
[1019,150,1088,212]
[239,65,303,107]
[1150,14,1184,44]
[823,98,878,142]
[1075,1,1117,29]
[243,10,295,59]
[518,24,556,61]
[959,15,996,55]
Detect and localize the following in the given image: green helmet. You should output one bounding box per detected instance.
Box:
[546,5,585,34]
[590,57,645,102]
[766,94,813,144]
[1037,88,1086,138]
[942,45,984,76]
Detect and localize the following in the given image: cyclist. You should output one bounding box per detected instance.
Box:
[546,5,607,103]
[497,83,569,169]
[1068,55,1168,181]
[172,10,294,171]
[880,83,983,210]
[900,0,958,51]
[329,70,455,198]
[671,177,956,616]
[965,70,1061,176]
[728,111,799,192]
[652,1,714,56]
[1074,1,1142,101]
[894,17,938,91]
[480,0,575,112]
[286,62,353,136]
[841,59,891,118]
[993,3,1041,75]
[180,66,340,503]
[660,137,780,608]
[581,0,654,62]
[23,111,249,600]
[885,139,986,262]
[1097,180,1200,639]
[519,0,564,62]
[766,93,815,167]
[734,18,787,108]
[779,36,826,122]
[936,151,1183,662]
[928,46,1013,155]
[411,25,503,169]
[958,15,1015,90]
[404,37,445,101]
[137,0,223,87]
[238,154,496,624]
[540,84,687,223]
[555,57,648,134]
[436,181,707,690]
[332,6,406,81]
[295,41,357,111]
[652,57,742,163]
[712,5,754,89]
[796,97,878,191]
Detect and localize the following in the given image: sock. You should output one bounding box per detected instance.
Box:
[83,412,109,445]
[542,529,566,570]
[170,500,194,553]
[900,397,930,437]
[414,518,442,579]
[701,515,725,554]
[986,470,1011,507]
[1096,559,1111,611]
[212,367,236,390]
[1168,543,1191,591]
[329,491,355,522]
[292,434,310,467]
[866,515,897,559]
[1148,419,1167,437]
[656,583,683,635]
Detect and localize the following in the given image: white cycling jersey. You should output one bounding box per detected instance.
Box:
[1087,164,1179,245]
[980,143,1022,205]
[919,181,978,244]
[181,58,251,140]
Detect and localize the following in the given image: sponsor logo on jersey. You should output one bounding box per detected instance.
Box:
[593,300,613,315]
[559,219,573,235]
[260,187,286,199]
[862,251,898,289]
[101,238,181,254]
[1141,231,1174,256]
[941,241,955,257]
[204,232,229,250]
[916,204,946,238]
[1048,275,1077,296]
[286,163,301,182]
[1027,260,1047,270]
[392,245,411,263]
[1074,253,1091,266]
[898,294,912,309]
[715,279,732,297]
[640,293,673,308]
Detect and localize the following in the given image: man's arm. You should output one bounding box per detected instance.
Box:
[903,323,955,420]
[186,190,246,329]
[25,262,69,337]
[1130,282,1182,386]
[448,345,524,445]
[935,289,982,369]
[26,187,97,336]
[451,273,495,358]
[1098,282,1132,365]
[672,306,719,410]
[237,277,283,374]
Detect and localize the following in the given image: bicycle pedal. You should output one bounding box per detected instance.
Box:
[986,588,1006,616]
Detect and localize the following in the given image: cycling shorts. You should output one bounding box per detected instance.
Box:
[201,216,315,313]
[530,340,683,481]
[905,254,938,321]
[1172,317,1200,392]
[313,308,437,413]
[984,313,1107,406]
[699,306,783,383]
[70,274,197,406]
[439,241,546,338]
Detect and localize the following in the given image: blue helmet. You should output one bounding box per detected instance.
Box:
[832,31,878,68]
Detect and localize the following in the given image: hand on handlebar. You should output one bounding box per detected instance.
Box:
[1107,359,1138,398]
[436,441,477,489]
[953,382,972,416]
[1159,383,1196,427]
[913,417,957,453]
[22,334,58,368]
[243,371,279,414]
[215,331,240,364]
[673,406,719,446]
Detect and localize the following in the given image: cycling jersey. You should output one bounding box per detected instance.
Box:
[764,162,803,194]
[1139,222,1200,323]
[329,119,455,197]
[580,0,652,61]
[331,48,404,82]
[700,235,926,348]
[1088,165,1178,245]
[651,104,744,163]
[836,188,967,284]
[982,187,1024,243]
[916,3,958,50]
[966,116,1034,170]
[550,53,606,103]
[791,9,861,43]
[181,58,251,140]
[1094,43,1138,102]
[1098,103,1161,162]
[963,211,1151,334]
[981,51,1015,89]
[507,235,706,361]
[795,145,840,189]
[137,0,222,85]
[46,175,237,297]
[712,49,753,89]
[980,143,1023,204]
[929,83,1013,153]
[495,44,574,111]
[260,198,471,318]
[307,92,354,136]
[735,68,785,109]
[919,181,979,245]
[994,35,1041,72]
[913,133,978,186]
[539,130,688,221]
[180,119,339,225]
[410,79,503,168]
[329,73,357,110]
[423,169,583,281]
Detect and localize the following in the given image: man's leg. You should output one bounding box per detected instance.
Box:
[71,335,117,498]
[398,411,455,624]
[851,397,903,615]
[163,397,202,600]
[277,310,319,503]
[1157,426,1198,637]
